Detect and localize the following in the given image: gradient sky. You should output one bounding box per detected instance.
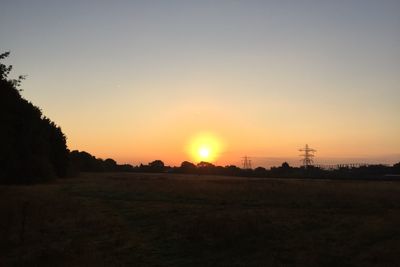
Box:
[1,0,399,167]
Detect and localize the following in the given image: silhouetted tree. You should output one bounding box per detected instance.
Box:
[116,164,134,172]
[0,52,68,183]
[197,161,214,168]
[104,158,117,171]
[0,52,69,183]
[69,150,135,173]
[281,162,291,170]
[196,161,216,175]
[149,160,165,172]
[225,165,242,176]
[179,161,196,173]
[69,151,97,171]
[181,161,195,168]
[254,166,267,177]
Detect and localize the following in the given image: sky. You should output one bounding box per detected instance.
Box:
[1,0,399,167]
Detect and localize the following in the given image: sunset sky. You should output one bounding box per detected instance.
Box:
[1,0,399,167]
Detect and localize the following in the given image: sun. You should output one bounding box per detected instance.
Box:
[199,147,210,159]
[186,132,224,163]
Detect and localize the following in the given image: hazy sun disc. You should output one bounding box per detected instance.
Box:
[187,132,224,163]
[199,147,210,158]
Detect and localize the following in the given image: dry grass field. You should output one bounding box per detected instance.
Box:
[1,173,400,266]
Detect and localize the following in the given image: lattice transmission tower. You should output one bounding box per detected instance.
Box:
[299,144,316,168]
[242,156,252,169]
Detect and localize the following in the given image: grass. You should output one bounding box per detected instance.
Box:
[1,172,400,266]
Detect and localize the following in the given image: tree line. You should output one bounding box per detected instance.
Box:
[1,52,399,184]
[68,150,400,180]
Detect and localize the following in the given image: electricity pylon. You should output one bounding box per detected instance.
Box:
[299,144,316,168]
[242,156,252,169]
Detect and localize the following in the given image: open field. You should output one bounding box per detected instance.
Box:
[1,173,400,266]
